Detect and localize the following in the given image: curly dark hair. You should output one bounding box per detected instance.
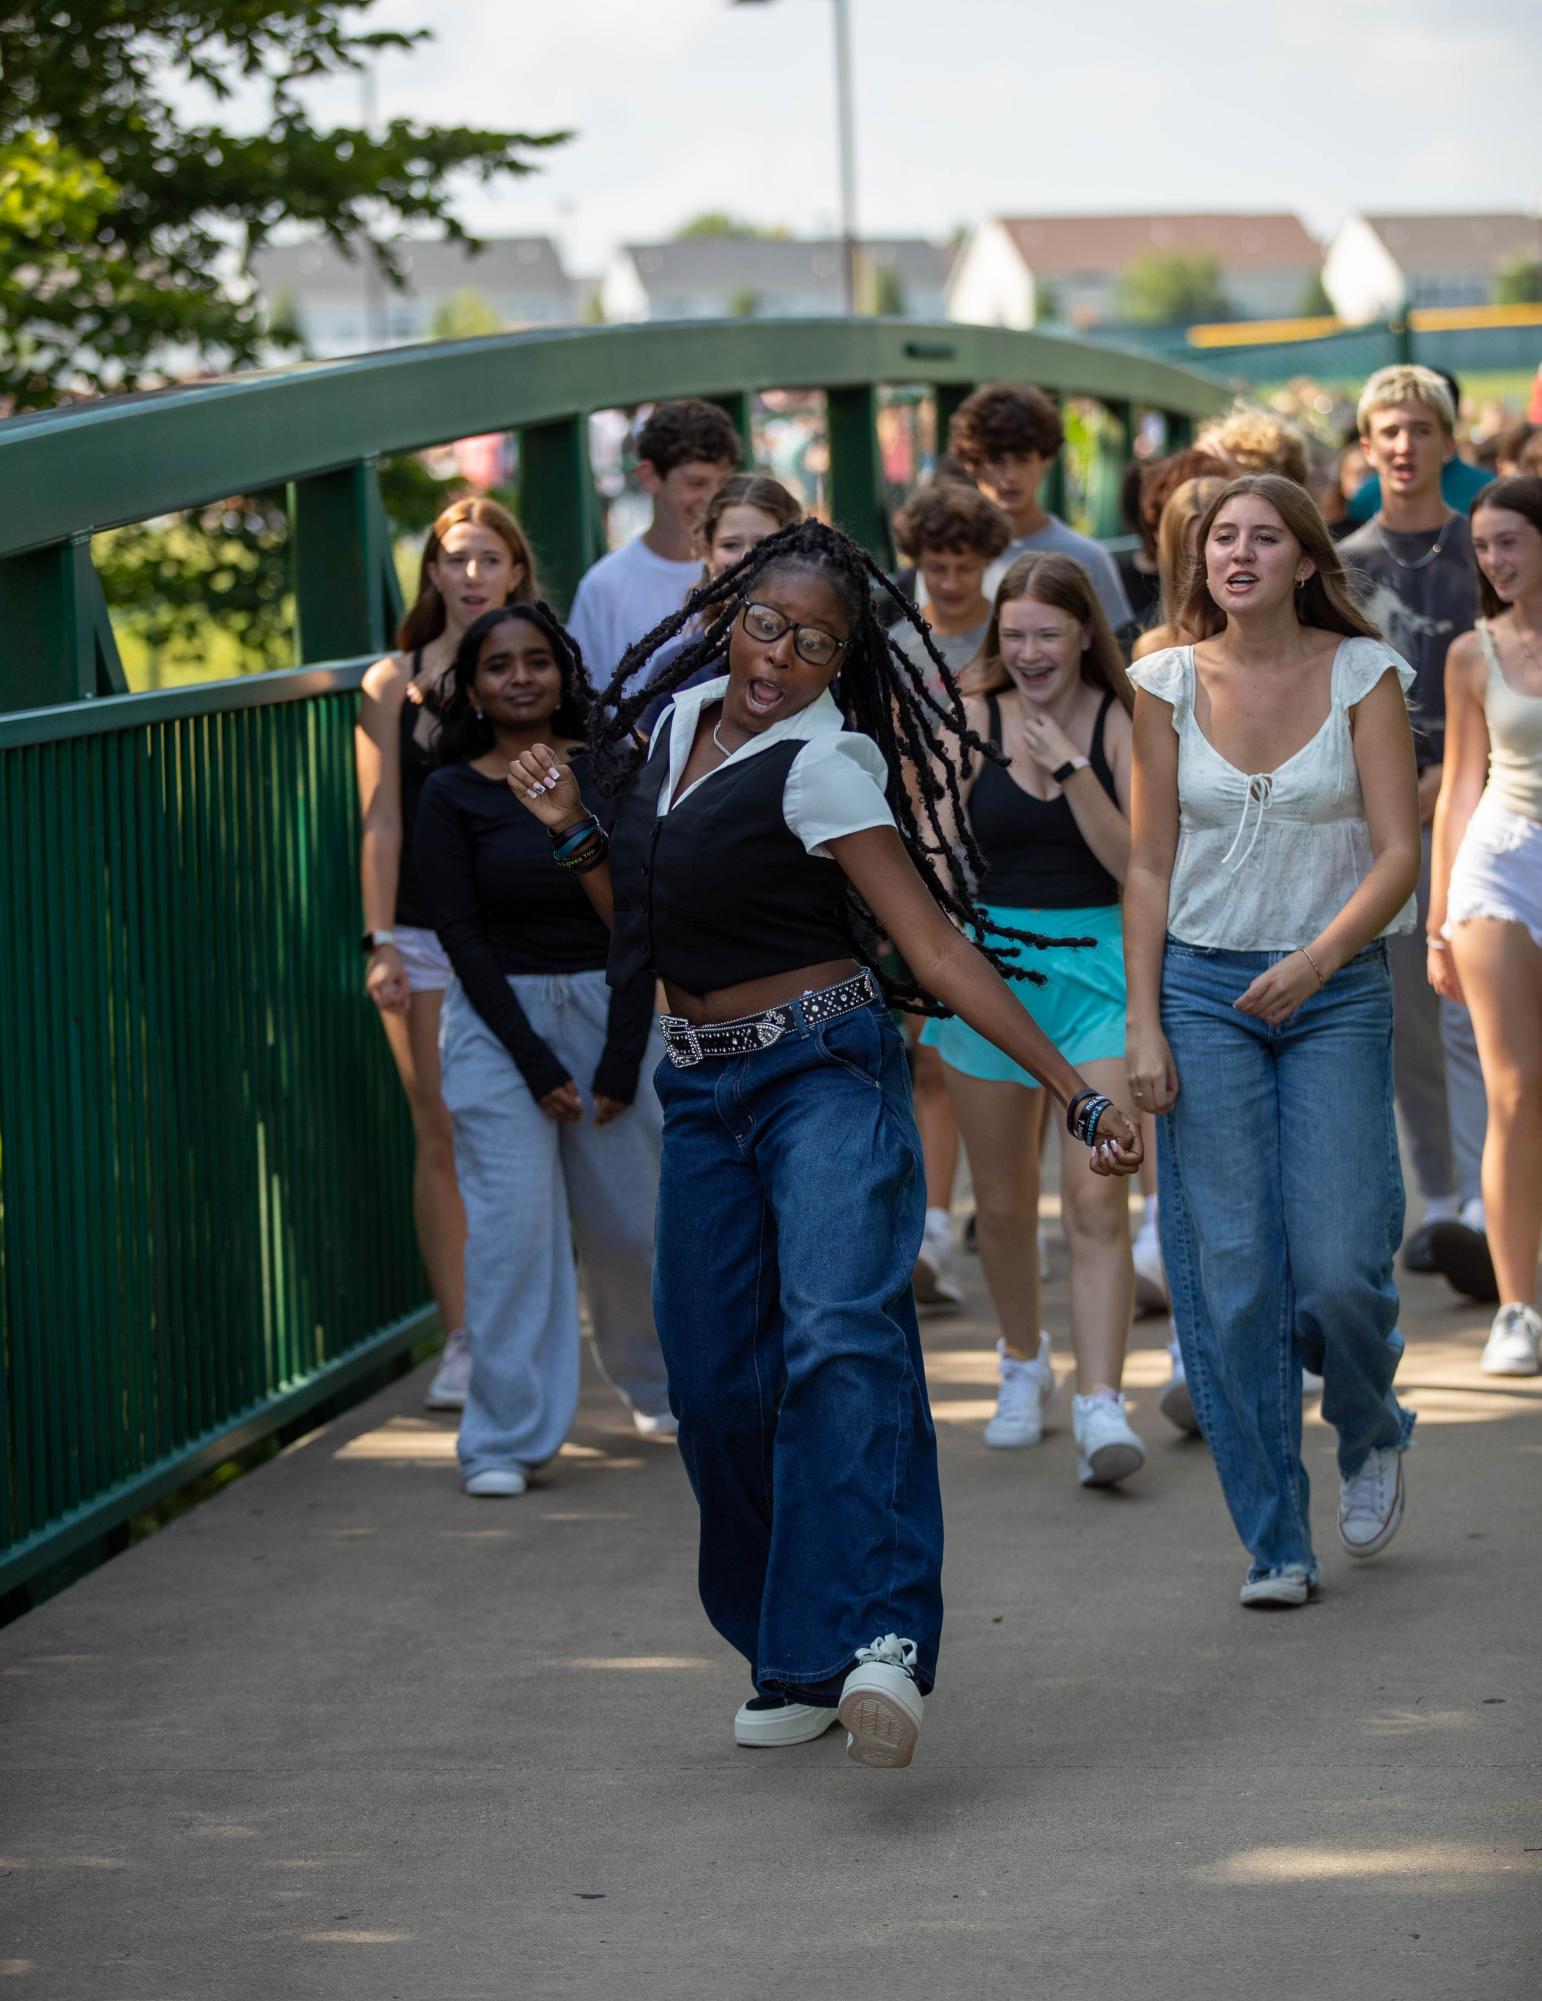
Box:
[948,383,1064,469]
[892,480,1013,562]
[585,518,1091,1005]
[636,397,743,477]
[434,604,594,767]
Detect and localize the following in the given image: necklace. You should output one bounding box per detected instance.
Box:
[712,718,739,758]
[1375,513,1455,572]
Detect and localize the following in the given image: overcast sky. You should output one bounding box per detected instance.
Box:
[232,0,1542,274]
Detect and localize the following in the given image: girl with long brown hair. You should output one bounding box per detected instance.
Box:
[356,495,539,1410]
[1126,474,1423,1606]
[921,551,1150,1485]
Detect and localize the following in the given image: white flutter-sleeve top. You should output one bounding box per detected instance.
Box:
[1127,638,1417,951]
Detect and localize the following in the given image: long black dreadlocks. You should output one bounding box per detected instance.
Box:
[435,601,594,768]
[586,518,1090,1012]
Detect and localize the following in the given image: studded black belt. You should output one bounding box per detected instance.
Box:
[660,968,879,1069]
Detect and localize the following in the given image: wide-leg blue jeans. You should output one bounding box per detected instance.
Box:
[1157,940,1416,1584]
[651,997,943,1704]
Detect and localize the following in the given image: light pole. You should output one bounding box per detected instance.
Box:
[731,0,860,315]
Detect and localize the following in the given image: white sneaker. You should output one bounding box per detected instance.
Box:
[1302,1368,1324,1399]
[1239,1563,1314,1608]
[1132,1216,1168,1315]
[1481,1302,1542,1377]
[733,1697,839,1747]
[462,1466,527,1498]
[1157,1332,1199,1436]
[1337,1447,1405,1557]
[424,1329,472,1410]
[633,1408,679,1440]
[913,1208,963,1307]
[1072,1389,1147,1486]
[983,1334,1055,1448]
[838,1634,924,1769]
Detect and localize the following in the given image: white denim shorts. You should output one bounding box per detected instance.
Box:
[1445,792,1542,950]
[395,923,453,994]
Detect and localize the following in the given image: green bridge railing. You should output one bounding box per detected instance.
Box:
[0,318,1226,1598]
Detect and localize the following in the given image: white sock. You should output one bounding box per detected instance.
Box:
[1422,1195,1460,1224]
[924,1205,952,1237]
[1460,1195,1486,1233]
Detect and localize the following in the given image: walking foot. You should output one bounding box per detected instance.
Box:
[734,1697,839,1748]
[1337,1447,1405,1558]
[1480,1303,1541,1377]
[1239,1564,1315,1608]
[838,1635,924,1770]
[1072,1389,1146,1485]
[983,1334,1055,1448]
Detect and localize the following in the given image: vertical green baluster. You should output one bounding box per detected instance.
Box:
[290,462,392,666]
[1090,399,1133,542]
[518,415,602,618]
[708,391,753,463]
[932,381,974,461]
[826,384,893,566]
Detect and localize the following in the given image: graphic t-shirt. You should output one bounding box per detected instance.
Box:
[1339,513,1478,768]
[566,536,703,696]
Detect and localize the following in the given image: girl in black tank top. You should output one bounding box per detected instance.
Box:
[922,551,1159,1488]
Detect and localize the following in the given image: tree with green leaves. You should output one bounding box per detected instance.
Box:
[1494,252,1542,306]
[430,289,502,341]
[1298,271,1335,318]
[1114,251,1233,327]
[675,213,776,241]
[0,3,569,409]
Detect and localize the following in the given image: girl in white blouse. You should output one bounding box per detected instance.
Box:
[1125,474,1422,1608]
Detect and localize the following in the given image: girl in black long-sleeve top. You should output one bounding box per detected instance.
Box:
[412,605,671,1497]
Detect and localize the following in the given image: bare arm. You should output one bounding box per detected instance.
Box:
[1123,689,1181,1105]
[1427,632,1491,1003]
[355,656,411,1014]
[828,825,1141,1175]
[1065,704,1134,885]
[507,743,615,927]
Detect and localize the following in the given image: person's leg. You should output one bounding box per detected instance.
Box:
[905,1017,962,1305]
[1387,830,1458,1213]
[379,990,466,1333]
[942,1066,1045,1355]
[438,986,579,1481]
[552,977,672,1421]
[1158,946,1311,1581]
[1439,995,1490,1216]
[1451,919,1542,1308]
[650,1055,784,1682]
[1054,1054,1136,1394]
[748,1006,941,1704]
[1274,949,1414,1484]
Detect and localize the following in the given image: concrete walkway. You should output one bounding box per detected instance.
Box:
[3,1230,1539,2001]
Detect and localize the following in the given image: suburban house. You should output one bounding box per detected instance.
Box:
[1323,213,1541,323]
[946,213,1322,330]
[598,237,951,323]
[250,235,579,357]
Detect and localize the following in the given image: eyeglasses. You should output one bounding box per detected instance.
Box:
[740,600,847,670]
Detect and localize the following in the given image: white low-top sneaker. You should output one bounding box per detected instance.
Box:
[733,1697,839,1748]
[424,1329,472,1410]
[1131,1217,1168,1316]
[1072,1389,1147,1486]
[461,1466,527,1498]
[838,1634,924,1769]
[913,1210,963,1308]
[983,1334,1055,1448]
[1239,1564,1315,1608]
[1480,1302,1542,1377]
[1337,1447,1405,1557]
[633,1408,679,1440]
[1157,1331,1199,1436]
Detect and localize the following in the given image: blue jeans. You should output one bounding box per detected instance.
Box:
[1157,941,1416,1584]
[651,996,943,1704]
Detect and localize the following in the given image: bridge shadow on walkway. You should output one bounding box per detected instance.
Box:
[2,1229,1539,2001]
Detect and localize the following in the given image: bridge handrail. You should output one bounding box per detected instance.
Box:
[0,316,1226,714]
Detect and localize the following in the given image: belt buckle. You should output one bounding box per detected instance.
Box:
[670,1026,704,1069]
[755,1014,787,1051]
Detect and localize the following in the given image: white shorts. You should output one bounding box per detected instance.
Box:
[395,923,453,994]
[1446,792,1542,950]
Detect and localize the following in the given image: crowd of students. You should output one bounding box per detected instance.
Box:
[354,371,1542,1765]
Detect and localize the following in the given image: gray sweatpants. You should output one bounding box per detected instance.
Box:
[440,971,670,1479]
[1388,828,1487,1207]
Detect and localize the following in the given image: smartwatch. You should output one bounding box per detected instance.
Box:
[361,929,397,955]
[1052,756,1090,784]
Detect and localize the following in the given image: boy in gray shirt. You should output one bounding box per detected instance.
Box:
[889,479,1013,693]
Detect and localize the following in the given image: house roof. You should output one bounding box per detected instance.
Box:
[618,236,951,297]
[1361,213,1539,273]
[252,235,573,299]
[990,213,1319,274]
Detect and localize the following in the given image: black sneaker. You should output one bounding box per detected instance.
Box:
[1427,1221,1499,1303]
[1400,1221,1443,1274]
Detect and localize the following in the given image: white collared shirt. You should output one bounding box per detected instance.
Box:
[649,675,895,858]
